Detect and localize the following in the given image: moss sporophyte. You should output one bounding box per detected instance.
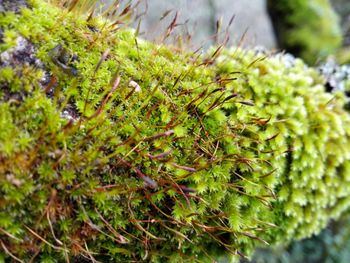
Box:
[1,0,350,262]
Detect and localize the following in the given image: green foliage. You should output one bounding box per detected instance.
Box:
[213,50,350,246]
[0,0,350,262]
[267,0,343,64]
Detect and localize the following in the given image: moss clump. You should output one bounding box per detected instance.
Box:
[1,0,350,262]
[213,50,350,244]
[267,0,343,64]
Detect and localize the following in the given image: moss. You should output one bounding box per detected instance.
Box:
[267,0,343,65]
[1,0,350,262]
[213,50,350,245]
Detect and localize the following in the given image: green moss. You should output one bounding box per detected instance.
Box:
[1,0,350,262]
[267,0,343,64]
[213,50,350,246]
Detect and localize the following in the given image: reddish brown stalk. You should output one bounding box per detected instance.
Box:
[171,163,197,172]
[164,177,192,208]
[179,185,196,194]
[116,157,158,188]
[94,49,110,73]
[143,130,174,142]
[160,10,172,21]
[251,116,271,125]
[266,133,280,141]
[188,88,217,107]
[119,4,131,17]
[211,44,224,59]
[44,75,57,94]
[163,12,178,40]
[259,168,277,179]
[238,101,255,106]
[145,102,161,119]
[108,19,124,30]
[87,76,120,120]
[147,151,172,160]
[247,56,267,69]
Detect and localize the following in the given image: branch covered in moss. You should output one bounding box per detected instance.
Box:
[1,1,350,262]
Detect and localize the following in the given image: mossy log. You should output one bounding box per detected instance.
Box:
[1,1,350,262]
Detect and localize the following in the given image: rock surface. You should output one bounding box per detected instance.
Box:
[128,0,276,49]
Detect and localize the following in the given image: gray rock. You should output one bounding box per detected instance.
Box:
[131,0,276,49]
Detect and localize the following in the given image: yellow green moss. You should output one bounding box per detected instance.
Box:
[213,49,350,245]
[1,0,350,262]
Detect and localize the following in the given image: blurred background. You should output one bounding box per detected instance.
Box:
[127,0,350,65]
[132,0,275,49]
